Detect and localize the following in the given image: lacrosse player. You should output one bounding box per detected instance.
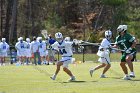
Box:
[50,32,76,81]
[47,34,56,65]
[25,38,32,65]
[90,30,112,78]
[31,36,41,65]
[15,37,27,65]
[38,37,47,65]
[64,37,70,42]
[0,38,9,66]
[113,25,136,80]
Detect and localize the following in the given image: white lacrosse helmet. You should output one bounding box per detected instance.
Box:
[37,37,41,40]
[26,38,30,42]
[18,38,20,41]
[19,37,23,40]
[39,37,42,40]
[65,37,70,42]
[2,38,6,42]
[105,30,112,40]
[123,25,127,31]
[19,37,23,43]
[55,32,63,39]
[55,32,63,43]
[117,25,127,32]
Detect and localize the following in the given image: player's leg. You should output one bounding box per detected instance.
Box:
[63,67,75,81]
[1,56,4,65]
[63,59,75,81]
[3,56,6,66]
[41,51,47,65]
[126,54,135,77]
[33,52,37,65]
[120,54,131,80]
[89,57,106,77]
[37,52,41,65]
[50,61,63,80]
[101,55,111,78]
[101,64,111,78]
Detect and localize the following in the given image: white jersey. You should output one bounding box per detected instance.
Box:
[30,41,40,53]
[26,42,32,57]
[38,41,46,52]
[15,41,28,57]
[99,38,111,50]
[0,42,9,53]
[15,41,27,52]
[38,41,46,57]
[52,40,73,57]
[97,38,111,64]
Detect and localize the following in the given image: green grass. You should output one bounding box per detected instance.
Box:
[0,53,140,93]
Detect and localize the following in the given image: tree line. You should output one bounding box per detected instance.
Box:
[0,0,140,45]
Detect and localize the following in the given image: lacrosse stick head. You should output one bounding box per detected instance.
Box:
[41,29,48,39]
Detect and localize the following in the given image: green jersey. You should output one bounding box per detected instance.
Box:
[115,33,136,51]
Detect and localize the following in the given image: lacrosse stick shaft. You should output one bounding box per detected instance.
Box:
[79,41,100,46]
[79,41,125,52]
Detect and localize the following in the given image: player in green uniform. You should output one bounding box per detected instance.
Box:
[114,25,136,80]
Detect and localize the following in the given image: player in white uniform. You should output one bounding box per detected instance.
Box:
[50,32,76,81]
[0,38,9,66]
[25,38,32,65]
[15,37,27,64]
[31,36,41,65]
[89,30,112,78]
[38,37,47,64]
[64,37,70,42]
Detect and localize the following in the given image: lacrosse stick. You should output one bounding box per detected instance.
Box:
[79,41,125,52]
[41,30,48,39]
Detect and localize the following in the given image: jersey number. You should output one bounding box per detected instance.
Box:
[3,46,6,49]
[21,45,24,48]
[59,49,67,54]
[27,44,30,49]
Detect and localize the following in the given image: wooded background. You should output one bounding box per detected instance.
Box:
[0,0,140,45]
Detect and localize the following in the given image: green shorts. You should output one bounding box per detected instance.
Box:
[121,51,137,62]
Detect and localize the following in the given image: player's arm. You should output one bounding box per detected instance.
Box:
[6,43,10,51]
[51,42,59,51]
[30,42,33,53]
[130,37,136,49]
[15,43,19,51]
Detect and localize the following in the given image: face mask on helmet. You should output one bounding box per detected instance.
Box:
[39,37,42,43]
[19,37,23,43]
[55,32,63,43]
[117,25,124,32]
[65,37,70,42]
[105,30,112,40]
[26,38,30,43]
[117,25,127,34]
[2,38,6,42]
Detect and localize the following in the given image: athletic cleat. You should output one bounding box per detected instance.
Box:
[122,76,131,80]
[50,75,56,80]
[89,69,95,77]
[100,74,106,78]
[129,74,135,78]
[68,76,76,82]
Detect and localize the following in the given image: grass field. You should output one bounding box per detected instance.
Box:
[0,53,140,93]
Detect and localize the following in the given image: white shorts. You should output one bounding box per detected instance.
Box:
[25,50,32,57]
[97,50,110,64]
[17,51,26,57]
[39,51,46,57]
[59,57,72,68]
[0,52,8,57]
